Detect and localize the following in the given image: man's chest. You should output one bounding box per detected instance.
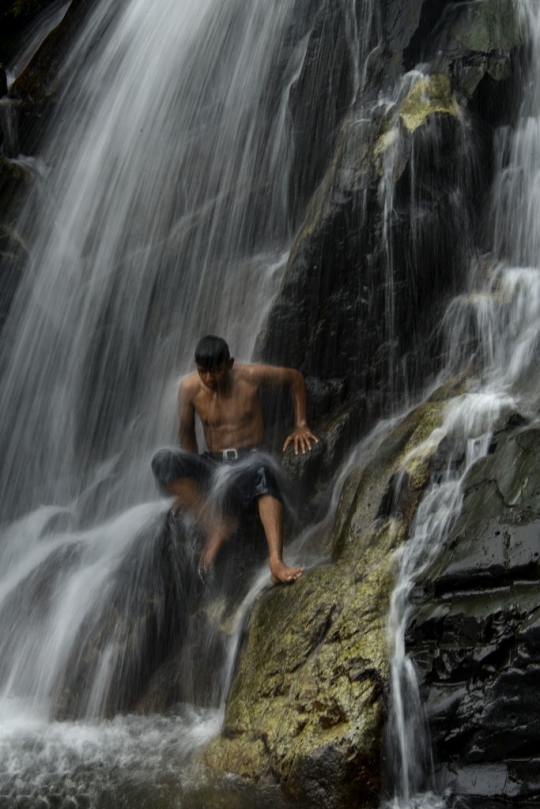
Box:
[195,389,259,428]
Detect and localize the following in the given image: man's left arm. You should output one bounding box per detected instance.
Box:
[253,365,318,455]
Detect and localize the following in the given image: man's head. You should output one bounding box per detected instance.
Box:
[195,335,234,391]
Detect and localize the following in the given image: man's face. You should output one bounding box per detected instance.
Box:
[197,360,231,392]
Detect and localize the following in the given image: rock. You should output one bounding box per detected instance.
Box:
[450,0,521,55]
[0,0,61,64]
[255,0,523,488]
[10,0,99,153]
[398,74,461,132]
[407,420,540,802]
[256,80,473,424]
[204,398,446,807]
[53,513,201,719]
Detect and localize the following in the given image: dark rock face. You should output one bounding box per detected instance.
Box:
[0,0,59,64]
[407,421,540,804]
[257,0,522,468]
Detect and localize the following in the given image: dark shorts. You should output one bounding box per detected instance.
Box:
[151,447,283,515]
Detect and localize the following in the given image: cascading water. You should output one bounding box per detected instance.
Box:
[384,1,540,805]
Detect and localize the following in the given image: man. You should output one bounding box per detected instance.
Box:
[152,335,318,584]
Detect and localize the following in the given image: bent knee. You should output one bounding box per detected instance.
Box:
[151,448,180,494]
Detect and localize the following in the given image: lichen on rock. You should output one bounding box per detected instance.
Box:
[398,75,461,133]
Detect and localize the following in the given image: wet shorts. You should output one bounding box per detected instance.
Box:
[151,447,283,514]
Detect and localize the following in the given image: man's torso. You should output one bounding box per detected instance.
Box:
[188,364,265,451]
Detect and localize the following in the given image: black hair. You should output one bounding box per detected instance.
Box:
[194,335,230,370]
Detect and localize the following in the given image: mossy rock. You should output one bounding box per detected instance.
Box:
[204,397,448,807]
[398,75,461,134]
[451,0,522,55]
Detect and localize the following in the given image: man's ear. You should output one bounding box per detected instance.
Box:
[228,357,235,369]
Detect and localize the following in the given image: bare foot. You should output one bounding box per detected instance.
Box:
[270,559,303,585]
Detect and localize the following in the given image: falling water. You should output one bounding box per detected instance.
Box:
[385,1,540,805]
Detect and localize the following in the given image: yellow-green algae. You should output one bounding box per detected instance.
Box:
[399,75,461,133]
[204,398,448,804]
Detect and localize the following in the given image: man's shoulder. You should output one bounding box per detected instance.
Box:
[178,372,200,397]
[235,363,267,383]
[236,362,296,385]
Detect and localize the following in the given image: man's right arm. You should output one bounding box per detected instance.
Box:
[178,378,198,453]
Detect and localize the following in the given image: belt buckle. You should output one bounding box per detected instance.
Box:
[222,448,238,461]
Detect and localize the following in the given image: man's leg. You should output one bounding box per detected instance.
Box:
[257,495,303,584]
[168,477,237,575]
[168,477,203,515]
[198,513,238,576]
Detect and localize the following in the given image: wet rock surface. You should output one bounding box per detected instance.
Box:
[205,399,446,807]
[407,419,540,804]
[257,0,522,462]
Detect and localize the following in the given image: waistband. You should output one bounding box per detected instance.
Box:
[204,447,262,462]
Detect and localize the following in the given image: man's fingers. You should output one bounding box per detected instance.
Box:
[284,428,319,454]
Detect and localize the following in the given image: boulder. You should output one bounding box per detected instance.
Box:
[204,398,447,807]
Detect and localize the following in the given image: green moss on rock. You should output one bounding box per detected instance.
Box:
[399,75,461,133]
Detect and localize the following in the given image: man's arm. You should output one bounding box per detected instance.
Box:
[249,364,318,455]
[178,378,198,453]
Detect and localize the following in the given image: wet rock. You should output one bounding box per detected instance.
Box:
[204,399,446,806]
[407,420,540,802]
[53,513,201,719]
[450,0,521,55]
[10,0,99,154]
[0,0,63,64]
[257,73,491,440]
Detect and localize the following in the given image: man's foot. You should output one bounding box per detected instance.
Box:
[270,559,303,585]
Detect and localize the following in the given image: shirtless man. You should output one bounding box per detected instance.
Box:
[152,335,318,584]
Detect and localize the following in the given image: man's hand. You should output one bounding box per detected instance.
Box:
[283,425,319,455]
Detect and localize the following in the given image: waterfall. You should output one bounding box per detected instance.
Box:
[0,0,376,803]
[384,1,540,805]
[1,0,536,802]
[0,0,307,518]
